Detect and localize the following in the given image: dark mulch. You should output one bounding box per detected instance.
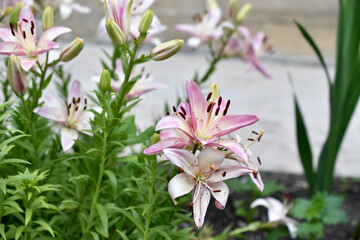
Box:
[205,172,360,240]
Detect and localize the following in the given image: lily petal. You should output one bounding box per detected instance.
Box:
[0,28,16,41]
[208,160,252,182]
[0,42,26,55]
[34,94,67,123]
[193,185,211,229]
[188,37,202,48]
[168,173,195,205]
[60,127,78,151]
[163,148,199,177]
[38,27,72,43]
[20,57,37,71]
[210,182,229,210]
[144,137,188,155]
[186,80,207,131]
[156,115,192,138]
[68,80,83,105]
[214,115,259,137]
[250,170,264,192]
[207,138,248,161]
[198,147,225,172]
[60,4,73,19]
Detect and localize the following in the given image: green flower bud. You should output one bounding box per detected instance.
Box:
[150,133,161,145]
[138,9,154,35]
[42,6,54,31]
[60,37,85,62]
[8,54,27,97]
[228,0,239,21]
[99,69,111,93]
[105,18,125,46]
[236,2,252,24]
[9,5,21,27]
[150,39,184,61]
[0,6,13,18]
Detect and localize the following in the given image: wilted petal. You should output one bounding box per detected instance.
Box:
[168,173,195,205]
[198,147,225,172]
[156,115,192,137]
[207,138,248,161]
[193,185,211,229]
[144,137,188,155]
[210,182,229,210]
[60,127,78,151]
[214,115,259,137]
[163,148,199,177]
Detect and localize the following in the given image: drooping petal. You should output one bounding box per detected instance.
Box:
[163,148,199,177]
[193,185,211,229]
[250,198,270,209]
[168,173,195,205]
[20,57,37,71]
[284,217,298,239]
[38,27,72,42]
[60,127,78,151]
[249,52,271,78]
[266,198,287,222]
[198,147,225,172]
[209,182,229,210]
[207,138,248,161]
[186,80,207,131]
[214,115,259,137]
[156,115,192,138]
[144,137,188,155]
[0,42,26,55]
[250,170,264,192]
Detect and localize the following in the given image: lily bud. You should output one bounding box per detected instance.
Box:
[105,18,125,45]
[42,6,54,31]
[138,9,154,35]
[60,37,85,62]
[0,6,13,18]
[8,54,27,97]
[228,0,239,21]
[209,83,220,101]
[236,2,252,24]
[150,133,161,145]
[150,39,184,61]
[99,69,111,93]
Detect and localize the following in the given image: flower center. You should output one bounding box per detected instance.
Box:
[67,97,87,128]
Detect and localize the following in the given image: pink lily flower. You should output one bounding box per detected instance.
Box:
[107,59,166,99]
[225,133,264,191]
[0,7,71,71]
[34,80,92,151]
[164,147,252,229]
[144,80,259,161]
[104,0,133,41]
[251,197,298,238]
[58,0,91,20]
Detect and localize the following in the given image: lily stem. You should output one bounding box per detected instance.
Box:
[192,144,199,154]
[143,156,156,240]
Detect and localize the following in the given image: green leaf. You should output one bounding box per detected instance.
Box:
[116,230,130,240]
[25,208,33,226]
[4,200,23,213]
[0,159,31,165]
[89,231,100,240]
[110,207,144,233]
[151,226,172,240]
[34,220,55,237]
[290,198,311,220]
[323,208,348,225]
[6,174,35,184]
[0,224,6,240]
[104,170,118,199]
[15,226,25,240]
[296,222,324,239]
[0,179,6,194]
[95,203,109,237]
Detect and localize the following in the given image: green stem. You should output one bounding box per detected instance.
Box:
[143,157,156,240]
[192,144,199,154]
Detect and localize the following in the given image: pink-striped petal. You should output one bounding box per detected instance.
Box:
[20,57,37,71]
[0,42,26,55]
[0,28,16,41]
[60,127,78,151]
[67,80,83,105]
[213,115,259,138]
[249,52,271,78]
[35,39,59,53]
[168,173,195,205]
[19,7,37,41]
[163,148,199,177]
[144,137,188,155]
[38,27,71,42]
[156,115,192,138]
[186,80,207,131]
[198,147,225,172]
[193,185,211,229]
[207,138,248,161]
[209,182,229,210]
[34,94,67,123]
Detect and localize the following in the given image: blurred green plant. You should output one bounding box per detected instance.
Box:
[292,0,360,194]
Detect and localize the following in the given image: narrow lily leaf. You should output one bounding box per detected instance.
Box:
[116,230,130,240]
[95,203,109,237]
[34,220,55,237]
[294,20,332,86]
[0,224,6,240]
[151,227,172,240]
[90,231,100,240]
[25,208,33,226]
[15,226,25,240]
[0,159,31,165]
[104,170,118,199]
[111,207,144,233]
[6,174,35,184]
[4,200,23,213]
[0,179,6,194]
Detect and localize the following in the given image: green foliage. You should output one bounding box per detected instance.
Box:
[290,192,348,239]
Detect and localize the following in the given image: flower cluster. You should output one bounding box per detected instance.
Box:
[176,0,271,78]
[145,80,264,228]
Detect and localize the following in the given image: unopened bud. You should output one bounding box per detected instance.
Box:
[209,83,220,101]
[8,54,27,97]
[228,0,239,21]
[105,18,125,45]
[9,5,21,26]
[60,37,85,62]
[138,9,154,35]
[236,2,252,24]
[150,133,161,145]
[150,39,184,61]
[99,69,111,93]
[1,6,13,18]
[42,6,54,31]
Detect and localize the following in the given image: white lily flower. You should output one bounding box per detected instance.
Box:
[251,197,298,238]
[58,0,91,20]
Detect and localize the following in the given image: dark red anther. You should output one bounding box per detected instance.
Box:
[77,97,81,103]
[31,21,34,29]
[22,31,26,39]
[75,106,79,111]
[146,73,150,78]
[215,106,220,116]
[223,108,228,116]
[222,171,226,177]
[218,97,222,106]
[207,103,214,113]
[72,98,75,104]
[213,190,221,193]
[180,106,186,115]
[23,18,28,23]
[166,112,170,115]
[253,171,258,178]
[252,131,259,135]
[206,92,212,101]
[68,103,71,109]
[257,156,262,165]
[285,193,292,200]
[85,98,87,105]
[179,112,186,119]
[188,202,194,209]
[172,106,176,113]
[31,28,34,35]
[248,138,254,141]
[83,106,87,110]
[9,23,15,36]
[258,134,263,142]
